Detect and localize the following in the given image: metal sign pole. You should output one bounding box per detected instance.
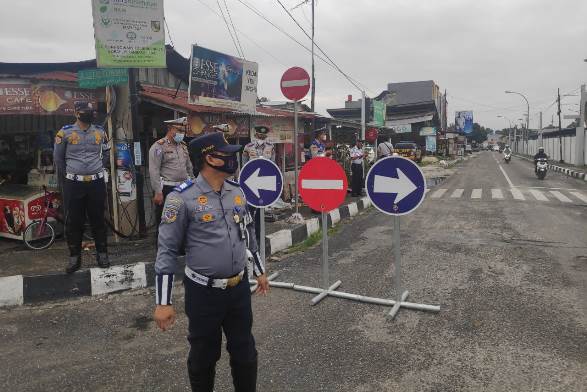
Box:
[293,100,299,215]
[310,210,342,305]
[389,215,409,319]
[259,208,266,265]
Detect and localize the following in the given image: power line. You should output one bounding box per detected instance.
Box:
[190,0,287,67]
[273,0,371,94]
[164,17,175,47]
[223,0,246,59]
[216,0,243,58]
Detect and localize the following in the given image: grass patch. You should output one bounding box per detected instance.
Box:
[285,225,341,254]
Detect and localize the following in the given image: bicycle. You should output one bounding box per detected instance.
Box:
[22,186,63,250]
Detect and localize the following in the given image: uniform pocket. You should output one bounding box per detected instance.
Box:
[193,211,217,223]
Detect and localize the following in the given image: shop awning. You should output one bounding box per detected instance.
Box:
[385,113,435,126]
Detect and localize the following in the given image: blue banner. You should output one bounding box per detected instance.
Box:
[426,136,436,152]
[455,111,473,134]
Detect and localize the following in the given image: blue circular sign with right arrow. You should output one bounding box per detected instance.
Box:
[366,156,427,216]
[239,158,284,208]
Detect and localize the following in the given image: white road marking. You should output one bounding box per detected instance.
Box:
[491,189,504,199]
[450,188,464,198]
[430,188,447,199]
[549,190,572,203]
[569,191,587,203]
[498,165,515,188]
[510,188,525,200]
[529,189,549,201]
[471,189,482,199]
[301,179,344,190]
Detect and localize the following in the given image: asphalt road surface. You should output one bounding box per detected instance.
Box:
[1,152,586,391]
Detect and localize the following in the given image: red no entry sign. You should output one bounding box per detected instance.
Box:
[298,158,348,212]
[280,67,310,101]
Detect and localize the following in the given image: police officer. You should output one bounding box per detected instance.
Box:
[349,139,365,197]
[148,117,194,242]
[242,125,275,243]
[153,132,269,392]
[53,102,110,273]
[309,127,327,159]
[242,126,275,163]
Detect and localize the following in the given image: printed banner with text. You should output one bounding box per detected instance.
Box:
[188,45,258,114]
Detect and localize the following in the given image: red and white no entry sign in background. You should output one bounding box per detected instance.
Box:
[280,67,311,101]
[298,157,348,212]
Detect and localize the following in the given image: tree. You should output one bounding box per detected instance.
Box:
[469,122,490,143]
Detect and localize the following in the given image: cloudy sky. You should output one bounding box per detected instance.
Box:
[1,0,585,129]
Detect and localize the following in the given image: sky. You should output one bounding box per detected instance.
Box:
[1,0,586,130]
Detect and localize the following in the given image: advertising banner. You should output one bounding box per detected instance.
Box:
[0,83,99,115]
[92,0,166,68]
[455,111,474,134]
[426,136,437,152]
[419,127,437,136]
[188,45,258,114]
[252,117,293,144]
[78,68,128,88]
[373,100,386,126]
[390,124,412,134]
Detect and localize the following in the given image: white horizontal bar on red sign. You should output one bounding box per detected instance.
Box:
[282,79,310,87]
[301,179,344,190]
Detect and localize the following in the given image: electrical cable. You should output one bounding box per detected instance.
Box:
[191,0,287,67]
[223,0,246,59]
[273,0,372,94]
[217,0,243,58]
[164,17,175,47]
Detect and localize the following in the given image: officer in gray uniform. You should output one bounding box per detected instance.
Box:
[153,132,269,392]
[242,125,275,163]
[148,117,193,241]
[53,102,110,273]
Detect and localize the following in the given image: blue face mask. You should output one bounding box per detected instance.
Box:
[173,133,185,143]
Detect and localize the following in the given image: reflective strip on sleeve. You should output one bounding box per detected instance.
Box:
[156,274,174,305]
[252,251,265,277]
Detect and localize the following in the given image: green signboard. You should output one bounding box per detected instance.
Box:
[78,68,128,89]
[373,100,386,126]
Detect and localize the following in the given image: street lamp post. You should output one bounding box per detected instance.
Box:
[505,90,530,155]
[497,115,513,146]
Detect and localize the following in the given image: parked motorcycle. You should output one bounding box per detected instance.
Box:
[504,152,511,163]
[535,158,548,180]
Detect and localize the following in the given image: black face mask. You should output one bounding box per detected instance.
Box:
[77,111,94,124]
[208,153,238,174]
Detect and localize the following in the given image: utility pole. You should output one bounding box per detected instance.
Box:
[310,0,315,112]
[129,69,147,236]
[539,111,543,147]
[558,88,564,163]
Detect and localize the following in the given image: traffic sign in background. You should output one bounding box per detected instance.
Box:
[239,158,283,208]
[298,158,348,212]
[366,156,427,216]
[280,67,311,101]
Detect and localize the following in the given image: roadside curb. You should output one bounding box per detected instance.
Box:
[0,176,449,308]
[513,154,587,181]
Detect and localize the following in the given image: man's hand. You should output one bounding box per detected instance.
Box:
[153,192,164,205]
[255,274,270,295]
[154,305,176,331]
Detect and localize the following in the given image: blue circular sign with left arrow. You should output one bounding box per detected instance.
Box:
[239,158,284,208]
[366,156,427,216]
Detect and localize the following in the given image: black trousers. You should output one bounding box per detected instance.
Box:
[351,163,364,196]
[184,274,257,373]
[155,185,176,244]
[63,178,107,256]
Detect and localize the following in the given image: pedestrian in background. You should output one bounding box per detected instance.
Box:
[349,139,365,197]
[153,132,269,392]
[53,102,110,273]
[148,117,193,244]
[377,136,394,160]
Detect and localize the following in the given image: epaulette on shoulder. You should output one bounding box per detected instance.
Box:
[62,124,73,130]
[225,179,240,187]
[174,179,194,192]
[157,138,166,145]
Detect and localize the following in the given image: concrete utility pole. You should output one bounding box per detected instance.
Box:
[575,84,586,166]
[129,69,147,236]
[361,90,366,140]
[539,111,543,147]
[558,88,564,163]
[310,0,315,112]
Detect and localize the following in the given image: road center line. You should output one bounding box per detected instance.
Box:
[498,164,515,188]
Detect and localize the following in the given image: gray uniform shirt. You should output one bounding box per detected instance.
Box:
[155,175,261,279]
[242,140,275,163]
[53,123,110,175]
[148,137,193,194]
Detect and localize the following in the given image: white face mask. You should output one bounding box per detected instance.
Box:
[173,133,185,143]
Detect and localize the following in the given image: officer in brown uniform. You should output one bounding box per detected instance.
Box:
[148,117,194,240]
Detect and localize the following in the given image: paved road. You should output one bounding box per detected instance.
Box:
[1,152,586,391]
